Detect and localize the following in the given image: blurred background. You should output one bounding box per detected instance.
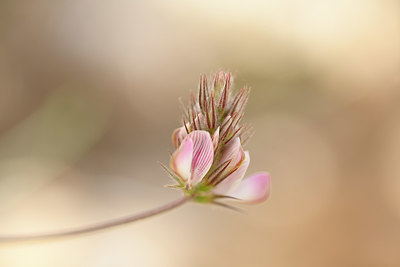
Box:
[0,0,399,266]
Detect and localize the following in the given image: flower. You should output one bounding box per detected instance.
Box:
[162,71,270,205]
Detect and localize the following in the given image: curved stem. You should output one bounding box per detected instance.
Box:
[0,195,190,243]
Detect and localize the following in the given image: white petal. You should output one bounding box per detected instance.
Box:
[189,130,214,184]
[172,126,188,148]
[212,127,220,151]
[219,137,243,167]
[170,136,193,181]
[230,172,270,204]
[213,151,250,195]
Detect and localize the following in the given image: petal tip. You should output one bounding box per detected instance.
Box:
[230,172,270,204]
[170,136,194,181]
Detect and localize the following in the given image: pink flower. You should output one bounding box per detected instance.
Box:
[170,130,214,185]
[170,130,270,204]
[163,70,270,206]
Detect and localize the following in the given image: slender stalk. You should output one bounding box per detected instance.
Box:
[0,195,190,243]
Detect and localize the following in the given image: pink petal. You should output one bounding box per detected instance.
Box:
[189,130,214,184]
[212,127,220,151]
[230,172,270,204]
[219,137,243,167]
[170,137,193,181]
[213,151,250,195]
[172,127,188,148]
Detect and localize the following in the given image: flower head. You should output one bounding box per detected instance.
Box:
[162,71,270,205]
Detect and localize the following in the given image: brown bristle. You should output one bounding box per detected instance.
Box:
[205,101,211,129]
[214,150,245,185]
[237,88,250,115]
[190,92,196,106]
[211,92,217,128]
[224,125,243,144]
[239,124,251,139]
[203,76,208,112]
[183,118,190,134]
[218,73,231,111]
[191,110,198,130]
[241,130,255,146]
[207,159,232,185]
[230,87,246,115]
[198,75,203,110]
[221,113,238,141]
[233,113,243,130]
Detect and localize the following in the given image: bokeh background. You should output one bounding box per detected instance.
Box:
[0,0,399,266]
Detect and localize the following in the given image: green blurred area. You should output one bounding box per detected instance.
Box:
[0,0,399,266]
[0,89,110,212]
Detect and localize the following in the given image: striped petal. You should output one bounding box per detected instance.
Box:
[170,136,193,181]
[189,130,214,184]
[213,151,250,195]
[172,126,188,149]
[229,172,270,204]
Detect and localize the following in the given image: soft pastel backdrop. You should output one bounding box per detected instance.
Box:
[0,0,399,266]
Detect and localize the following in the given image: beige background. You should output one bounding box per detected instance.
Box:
[0,0,399,266]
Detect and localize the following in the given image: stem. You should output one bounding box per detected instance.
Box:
[0,195,190,243]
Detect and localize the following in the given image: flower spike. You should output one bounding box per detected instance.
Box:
[164,70,270,205]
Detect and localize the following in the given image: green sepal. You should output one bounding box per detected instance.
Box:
[158,161,184,186]
[193,194,214,204]
[195,183,213,193]
[164,184,185,190]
